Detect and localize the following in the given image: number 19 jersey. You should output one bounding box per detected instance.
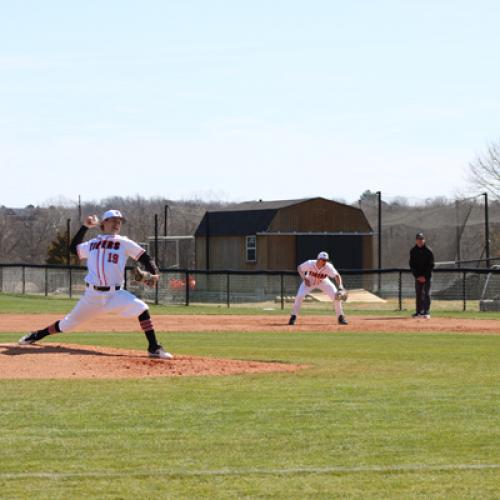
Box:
[76,234,145,287]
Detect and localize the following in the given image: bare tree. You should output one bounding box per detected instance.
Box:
[469,142,500,198]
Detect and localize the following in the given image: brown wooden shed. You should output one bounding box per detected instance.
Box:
[195,197,373,271]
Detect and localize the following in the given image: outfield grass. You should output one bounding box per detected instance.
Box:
[0,295,499,498]
[1,292,499,319]
[0,337,499,498]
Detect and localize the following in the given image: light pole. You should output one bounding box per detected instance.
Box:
[376,191,382,292]
[483,192,490,267]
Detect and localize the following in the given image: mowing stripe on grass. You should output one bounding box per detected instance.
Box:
[1,464,499,479]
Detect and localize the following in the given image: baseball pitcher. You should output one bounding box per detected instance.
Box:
[288,251,348,325]
[18,210,173,359]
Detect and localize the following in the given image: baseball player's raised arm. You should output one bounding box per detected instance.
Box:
[69,226,89,256]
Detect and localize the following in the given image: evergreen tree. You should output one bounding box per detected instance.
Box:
[46,231,78,265]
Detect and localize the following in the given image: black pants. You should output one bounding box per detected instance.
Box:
[415,279,431,314]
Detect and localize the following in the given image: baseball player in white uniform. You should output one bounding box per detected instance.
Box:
[288,251,348,325]
[18,210,173,359]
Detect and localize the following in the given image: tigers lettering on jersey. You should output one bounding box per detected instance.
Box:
[309,271,327,280]
[89,241,121,251]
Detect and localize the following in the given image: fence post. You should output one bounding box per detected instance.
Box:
[185,270,190,306]
[154,214,159,267]
[226,273,230,308]
[154,278,159,306]
[462,271,466,311]
[44,267,49,296]
[0,266,3,293]
[280,273,285,310]
[398,271,402,311]
[22,266,26,295]
[69,267,72,299]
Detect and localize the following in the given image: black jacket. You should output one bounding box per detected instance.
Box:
[409,245,435,278]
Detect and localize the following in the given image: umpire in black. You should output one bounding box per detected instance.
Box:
[409,232,435,318]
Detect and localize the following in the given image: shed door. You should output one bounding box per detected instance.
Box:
[296,235,363,270]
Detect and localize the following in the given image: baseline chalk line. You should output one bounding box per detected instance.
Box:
[1,463,499,479]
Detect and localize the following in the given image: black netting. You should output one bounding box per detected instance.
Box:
[1,265,499,311]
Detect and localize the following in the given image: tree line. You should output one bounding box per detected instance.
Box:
[0,197,227,267]
[1,193,498,269]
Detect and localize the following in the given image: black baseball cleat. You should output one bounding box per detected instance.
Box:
[18,332,38,345]
[338,315,348,325]
[411,312,422,318]
[148,345,173,360]
[288,315,296,325]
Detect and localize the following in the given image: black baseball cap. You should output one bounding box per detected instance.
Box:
[416,232,425,239]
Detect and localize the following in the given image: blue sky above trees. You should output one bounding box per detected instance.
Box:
[1,0,499,206]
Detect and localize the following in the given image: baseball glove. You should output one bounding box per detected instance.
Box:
[335,288,349,301]
[132,266,157,287]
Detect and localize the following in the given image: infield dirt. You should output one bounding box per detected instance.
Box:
[0,342,305,379]
[0,313,498,334]
[1,314,497,379]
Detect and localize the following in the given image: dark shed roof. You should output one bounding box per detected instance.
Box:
[211,198,308,212]
[195,198,313,236]
[195,197,371,237]
[195,209,277,237]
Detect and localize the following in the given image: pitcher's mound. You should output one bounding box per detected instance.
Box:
[0,343,305,379]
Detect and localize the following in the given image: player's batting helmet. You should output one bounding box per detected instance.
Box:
[102,209,126,221]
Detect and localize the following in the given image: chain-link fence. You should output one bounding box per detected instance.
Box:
[359,194,500,269]
[1,264,500,312]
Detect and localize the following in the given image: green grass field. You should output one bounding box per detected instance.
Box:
[0,294,499,498]
[1,292,499,319]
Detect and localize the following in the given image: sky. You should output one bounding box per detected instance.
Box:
[1,0,499,207]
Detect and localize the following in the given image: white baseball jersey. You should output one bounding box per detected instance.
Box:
[299,260,339,287]
[76,234,145,287]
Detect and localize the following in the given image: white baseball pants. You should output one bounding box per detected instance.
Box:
[59,288,148,332]
[292,278,344,317]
